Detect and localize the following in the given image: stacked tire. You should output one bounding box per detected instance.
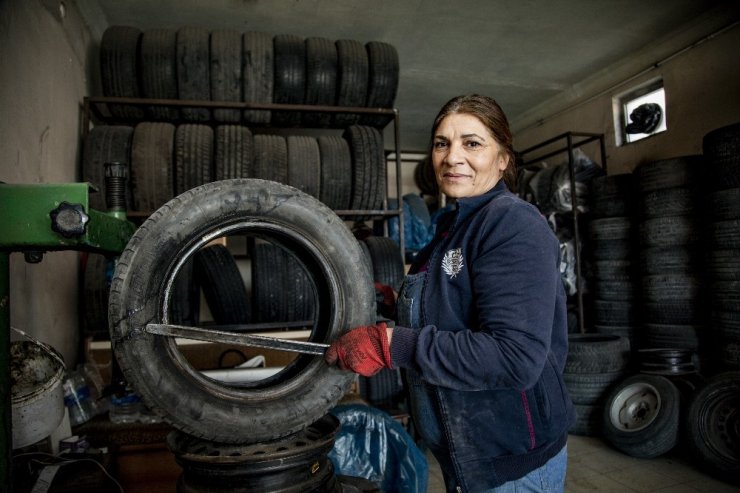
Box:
[564,334,631,436]
[586,174,639,352]
[703,122,740,372]
[633,156,706,367]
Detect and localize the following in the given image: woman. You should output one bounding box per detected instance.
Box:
[326,94,575,492]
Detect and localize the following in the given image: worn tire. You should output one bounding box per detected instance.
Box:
[139,29,179,120]
[566,334,631,374]
[603,374,681,459]
[685,371,740,484]
[210,30,243,123]
[242,31,273,124]
[109,179,374,443]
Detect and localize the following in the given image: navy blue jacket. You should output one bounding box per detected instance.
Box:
[391,181,575,491]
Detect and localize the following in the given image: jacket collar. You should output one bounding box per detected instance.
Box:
[452,179,509,224]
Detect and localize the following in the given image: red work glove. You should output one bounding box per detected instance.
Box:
[325,323,393,377]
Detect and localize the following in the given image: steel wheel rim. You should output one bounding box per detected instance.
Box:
[609,382,661,432]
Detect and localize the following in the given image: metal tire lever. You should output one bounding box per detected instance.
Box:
[145,323,330,356]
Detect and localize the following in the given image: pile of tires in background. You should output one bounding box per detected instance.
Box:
[83,27,405,364]
[99,26,399,128]
[83,123,386,216]
[570,121,740,486]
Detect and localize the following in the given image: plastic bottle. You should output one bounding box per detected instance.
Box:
[109,387,141,424]
[62,371,97,426]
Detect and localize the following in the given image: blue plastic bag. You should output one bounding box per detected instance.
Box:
[328,404,428,493]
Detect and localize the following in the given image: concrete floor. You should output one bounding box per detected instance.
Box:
[425,434,739,492]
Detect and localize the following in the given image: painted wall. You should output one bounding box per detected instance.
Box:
[0,0,98,365]
[514,23,740,176]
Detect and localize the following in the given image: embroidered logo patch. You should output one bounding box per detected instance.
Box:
[442,248,464,278]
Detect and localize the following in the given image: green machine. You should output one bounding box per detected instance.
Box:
[0,177,136,489]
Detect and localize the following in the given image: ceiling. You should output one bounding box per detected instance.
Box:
[80,0,740,152]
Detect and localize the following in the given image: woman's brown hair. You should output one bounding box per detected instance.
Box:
[430,94,517,191]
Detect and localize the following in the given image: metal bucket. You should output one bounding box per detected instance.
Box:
[11,340,66,449]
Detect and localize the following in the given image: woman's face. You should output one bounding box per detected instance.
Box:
[431,113,509,198]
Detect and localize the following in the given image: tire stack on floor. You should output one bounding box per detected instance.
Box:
[564,334,631,436]
[633,156,706,368]
[703,122,740,373]
[585,174,639,353]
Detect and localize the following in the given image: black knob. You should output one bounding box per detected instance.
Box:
[49,202,89,238]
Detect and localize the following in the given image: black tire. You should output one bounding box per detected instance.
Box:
[363,236,405,292]
[130,122,175,213]
[100,26,144,120]
[641,300,704,326]
[344,126,385,218]
[210,30,243,123]
[242,31,273,125]
[286,135,321,199]
[82,253,113,340]
[591,259,633,280]
[252,242,315,324]
[563,371,625,405]
[710,188,740,221]
[273,34,305,127]
[588,239,634,261]
[317,135,352,211]
[174,124,214,195]
[704,123,740,191]
[334,39,368,126]
[570,403,603,436]
[177,27,211,122]
[360,41,399,127]
[640,187,697,219]
[566,334,631,374]
[414,158,438,196]
[214,125,253,180]
[707,249,740,280]
[593,300,636,326]
[303,37,337,127]
[195,244,251,325]
[641,274,700,301]
[640,215,699,248]
[592,279,636,302]
[108,179,375,443]
[602,374,680,459]
[139,29,179,120]
[82,125,134,212]
[253,134,288,183]
[685,371,740,484]
[640,246,699,275]
[633,156,702,193]
[710,219,740,250]
[642,323,701,351]
[587,217,633,241]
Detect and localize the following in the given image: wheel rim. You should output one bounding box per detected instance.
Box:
[698,390,740,461]
[609,382,661,432]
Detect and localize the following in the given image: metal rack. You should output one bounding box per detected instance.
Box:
[519,131,607,334]
[82,96,406,256]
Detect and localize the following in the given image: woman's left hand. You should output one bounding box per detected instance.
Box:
[324,322,393,376]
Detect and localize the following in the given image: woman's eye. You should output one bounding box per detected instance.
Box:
[465,140,481,148]
[433,141,448,149]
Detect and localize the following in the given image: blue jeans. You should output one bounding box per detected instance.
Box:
[481,445,568,493]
